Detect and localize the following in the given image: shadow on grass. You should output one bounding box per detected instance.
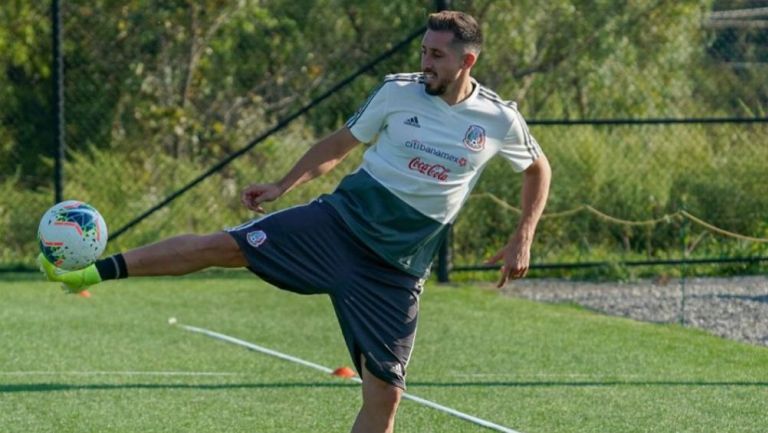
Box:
[0,382,359,393]
[2,380,766,394]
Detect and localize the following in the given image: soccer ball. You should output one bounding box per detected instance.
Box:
[38,200,108,270]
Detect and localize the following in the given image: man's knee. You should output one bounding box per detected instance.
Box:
[361,364,402,416]
[365,376,402,408]
[352,360,402,432]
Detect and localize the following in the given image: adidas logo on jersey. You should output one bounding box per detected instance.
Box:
[403,116,421,128]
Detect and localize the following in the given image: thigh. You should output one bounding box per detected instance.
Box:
[332,264,421,390]
[202,232,249,267]
[226,200,352,295]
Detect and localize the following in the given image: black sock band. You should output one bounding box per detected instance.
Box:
[94,254,129,281]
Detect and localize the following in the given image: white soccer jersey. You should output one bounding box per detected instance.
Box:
[322,73,542,277]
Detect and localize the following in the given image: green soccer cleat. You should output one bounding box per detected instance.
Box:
[37,253,102,294]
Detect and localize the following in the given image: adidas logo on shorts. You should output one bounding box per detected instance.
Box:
[388,362,403,376]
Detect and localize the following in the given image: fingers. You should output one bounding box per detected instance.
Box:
[511,266,528,279]
[242,199,264,213]
[488,245,531,287]
[496,266,508,288]
[496,263,528,288]
[246,199,266,214]
[488,247,528,288]
[240,195,258,212]
[240,185,276,213]
[239,188,255,209]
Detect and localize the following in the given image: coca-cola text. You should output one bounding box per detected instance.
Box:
[408,157,450,182]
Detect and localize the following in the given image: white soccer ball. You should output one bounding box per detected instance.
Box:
[38,200,108,270]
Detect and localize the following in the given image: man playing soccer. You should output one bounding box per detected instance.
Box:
[40,11,551,433]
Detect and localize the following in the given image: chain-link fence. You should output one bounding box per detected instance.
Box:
[1,0,767,277]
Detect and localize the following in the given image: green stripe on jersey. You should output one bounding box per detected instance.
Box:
[321,169,449,277]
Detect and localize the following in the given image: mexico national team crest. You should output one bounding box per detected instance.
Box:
[246,230,267,248]
[463,124,486,151]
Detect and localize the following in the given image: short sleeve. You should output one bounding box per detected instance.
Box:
[499,110,543,172]
[345,80,391,143]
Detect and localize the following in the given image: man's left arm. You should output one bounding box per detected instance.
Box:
[486,155,551,288]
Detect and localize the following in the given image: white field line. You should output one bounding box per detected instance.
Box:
[0,371,239,377]
[448,372,647,379]
[179,323,524,433]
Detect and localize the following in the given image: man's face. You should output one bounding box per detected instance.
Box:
[420,30,465,96]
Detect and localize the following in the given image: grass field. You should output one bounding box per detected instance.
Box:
[1,272,766,433]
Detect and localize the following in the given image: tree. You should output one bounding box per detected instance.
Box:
[0,2,53,187]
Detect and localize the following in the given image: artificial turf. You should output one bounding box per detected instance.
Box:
[1,273,766,432]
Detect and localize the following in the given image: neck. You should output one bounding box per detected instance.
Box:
[440,74,474,106]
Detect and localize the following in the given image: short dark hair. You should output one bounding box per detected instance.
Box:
[427,10,483,53]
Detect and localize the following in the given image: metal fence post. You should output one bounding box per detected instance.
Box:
[51,0,65,203]
[434,0,452,283]
[435,0,451,11]
[678,207,689,326]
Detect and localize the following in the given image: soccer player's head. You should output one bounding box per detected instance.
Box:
[421,11,483,96]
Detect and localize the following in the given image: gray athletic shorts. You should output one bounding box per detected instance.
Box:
[226,199,423,389]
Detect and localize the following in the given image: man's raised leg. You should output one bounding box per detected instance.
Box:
[123,232,247,276]
[40,232,247,291]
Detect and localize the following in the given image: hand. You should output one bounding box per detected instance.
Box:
[485,239,531,288]
[240,183,283,213]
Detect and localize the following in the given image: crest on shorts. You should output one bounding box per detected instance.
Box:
[246,230,267,248]
[463,124,486,152]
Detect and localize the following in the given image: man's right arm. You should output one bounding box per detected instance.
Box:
[240,126,361,213]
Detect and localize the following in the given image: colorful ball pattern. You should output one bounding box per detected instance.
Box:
[38,200,108,270]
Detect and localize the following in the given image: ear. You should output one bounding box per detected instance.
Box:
[462,51,478,70]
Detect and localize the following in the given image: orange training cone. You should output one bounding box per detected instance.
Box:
[332,366,356,378]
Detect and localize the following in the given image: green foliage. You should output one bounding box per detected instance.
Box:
[0,172,50,266]
[454,123,768,270]
[0,2,53,186]
[465,0,714,118]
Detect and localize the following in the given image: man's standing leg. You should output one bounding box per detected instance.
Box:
[351,357,403,433]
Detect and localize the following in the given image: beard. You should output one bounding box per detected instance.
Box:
[423,70,449,96]
[424,81,448,96]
